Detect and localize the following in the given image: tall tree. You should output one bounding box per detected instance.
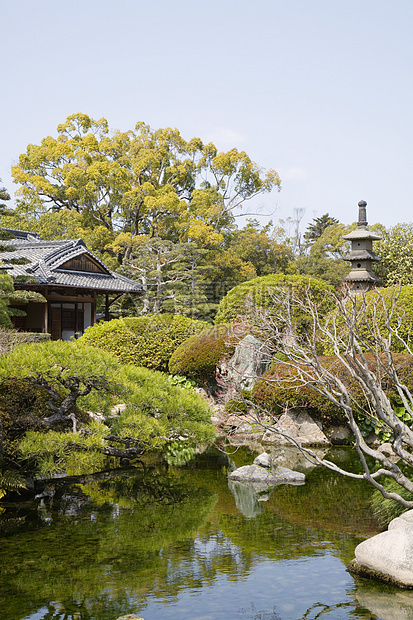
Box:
[12,114,281,255]
[228,219,295,276]
[230,284,413,508]
[303,213,339,247]
[374,223,413,286]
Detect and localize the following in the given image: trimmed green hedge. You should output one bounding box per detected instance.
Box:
[214,274,334,325]
[80,314,210,371]
[168,324,233,384]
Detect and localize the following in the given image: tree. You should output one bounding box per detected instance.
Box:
[11,114,281,253]
[303,213,339,247]
[228,285,413,509]
[297,223,351,287]
[0,340,215,476]
[374,223,413,286]
[228,219,295,276]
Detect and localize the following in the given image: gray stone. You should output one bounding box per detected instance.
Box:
[226,334,271,391]
[377,442,400,461]
[229,463,305,485]
[269,446,328,473]
[262,408,330,446]
[327,425,351,445]
[351,509,413,587]
[253,452,272,468]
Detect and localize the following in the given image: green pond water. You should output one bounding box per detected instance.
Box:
[1,446,412,620]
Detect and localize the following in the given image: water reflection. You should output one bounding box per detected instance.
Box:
[0,447,397,620]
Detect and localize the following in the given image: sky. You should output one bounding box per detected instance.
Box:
[2,0,413,233]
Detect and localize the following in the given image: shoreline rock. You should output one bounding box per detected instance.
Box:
[348,509,413,588]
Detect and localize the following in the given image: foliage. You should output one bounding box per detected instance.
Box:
[0,340,215,476]
[326,285,413,354]
[0,469,27,499]
[80,314,210,371]
[297,222,352,287]
[370,479,413,528]
[0,328,50,355]
[168,324,233,384]
[252,353,413,434]
[374,223,413,286]
[0,273,15,327]
[214,273,334,324]
[116,236,213,316]
[226,219,295,277]
[164,441,196,466]
[303,213,339,246]
[12,113,280,244]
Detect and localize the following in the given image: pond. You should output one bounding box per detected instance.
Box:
[1,446,412,620]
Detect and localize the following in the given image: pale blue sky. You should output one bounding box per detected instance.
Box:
[2,0,413,232]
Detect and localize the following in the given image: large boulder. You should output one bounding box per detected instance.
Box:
[262,408,330,446]
[348,509,413,587]
[226,334,271,391]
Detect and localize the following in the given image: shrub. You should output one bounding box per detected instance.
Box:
[214,274,334,325]
[251,353,413,431]
[370,480,413,528]
[0,340,215,475]
[0,328,50,355]
[358,286,413,353]
[80,314,210,371]
[168,324,233,385]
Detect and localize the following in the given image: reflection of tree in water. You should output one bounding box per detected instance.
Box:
[0,465,254,620]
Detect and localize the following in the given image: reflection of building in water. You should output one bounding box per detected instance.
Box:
[342,200,382,293]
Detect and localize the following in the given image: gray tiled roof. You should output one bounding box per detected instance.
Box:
[0,230,142,294]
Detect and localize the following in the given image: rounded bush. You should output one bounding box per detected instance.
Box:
[168,324,233,384]
[359,285,413,353]
[214,274,334,325]
[252,353,413,429]
[80,314,210,371]
[0,340,216,470]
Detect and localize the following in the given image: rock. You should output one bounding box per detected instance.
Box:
[226,334,271,391]
[262,408,330,446]
[349,509,413,587]
[229,463,305,485]
[110,403,127,416]
[377,442,400,461]
[116,615,144,620]
[326,425,351,445]
[253,452,272,468]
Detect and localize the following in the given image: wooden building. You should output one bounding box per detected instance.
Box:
[1,229,142,340]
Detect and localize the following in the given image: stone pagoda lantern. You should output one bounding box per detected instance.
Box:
[342,200,382,293]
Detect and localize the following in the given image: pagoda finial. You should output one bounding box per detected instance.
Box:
[358,200,368,227]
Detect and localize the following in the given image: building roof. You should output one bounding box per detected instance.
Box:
[342,228,382,241]
[343,269,381,283]
[342,249,381,262]
[0,229,143,295]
